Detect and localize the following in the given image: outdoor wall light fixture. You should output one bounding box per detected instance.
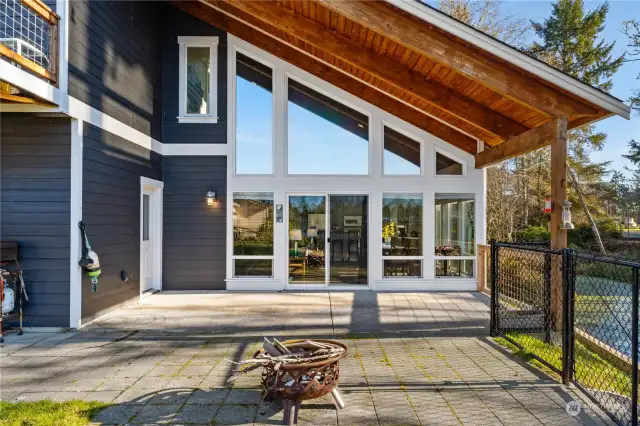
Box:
[561,200,574,230]
[205,191,217,206]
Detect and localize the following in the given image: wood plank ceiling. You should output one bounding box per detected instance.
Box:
[171,0,609,157]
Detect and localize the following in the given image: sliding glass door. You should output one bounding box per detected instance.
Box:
[287,194,368,286]
[329,195,368,285]
[288,195,327,284]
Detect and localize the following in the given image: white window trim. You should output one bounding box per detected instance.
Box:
[434,146,467,178]
[178,36,219,123]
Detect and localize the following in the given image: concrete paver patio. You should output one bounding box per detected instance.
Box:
[0,292,611,425]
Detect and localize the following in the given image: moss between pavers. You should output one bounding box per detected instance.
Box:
[0,400,110,426]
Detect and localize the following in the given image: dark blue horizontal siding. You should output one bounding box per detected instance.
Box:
[0,114,71,327]
[68,1,163,140]
[81,123,162,323]
[163,156,227,290]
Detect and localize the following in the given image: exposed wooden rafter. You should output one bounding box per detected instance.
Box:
[0,92,42,104]
[314,0,599,119]
[208,0,528,141]
[171,1,478,154]
[475,118,568,168]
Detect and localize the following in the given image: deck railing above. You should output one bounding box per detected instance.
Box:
[0,0,59,84]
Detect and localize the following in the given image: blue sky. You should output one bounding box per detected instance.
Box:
[484,0,639,176]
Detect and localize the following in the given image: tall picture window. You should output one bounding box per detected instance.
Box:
[233,193,274,277]
[235,52,274,174]
[177,37,218,123]
[435,194,475,278]
[287,79,369,175]
[382,194,423,277]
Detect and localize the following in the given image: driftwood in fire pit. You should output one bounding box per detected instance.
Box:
[227,338,347,425]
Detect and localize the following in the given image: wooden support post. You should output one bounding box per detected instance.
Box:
[550,118,568,328]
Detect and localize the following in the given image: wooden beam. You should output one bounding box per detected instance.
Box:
[314,0,598,119]
[550,125,568,250]
[21,0,59,24]
[0,44,56,83]
[209,0,527,141]
[550,120,568,330]
[0,92,40,104]
[475,118,568,168]
[171,1,478,153]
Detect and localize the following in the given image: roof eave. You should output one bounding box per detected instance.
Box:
[389,0,631,120]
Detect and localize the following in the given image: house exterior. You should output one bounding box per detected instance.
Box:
[0,0,630,329]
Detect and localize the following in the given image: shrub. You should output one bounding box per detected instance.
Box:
[516,225,550,242]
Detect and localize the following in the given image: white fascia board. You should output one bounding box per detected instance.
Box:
[388,0,631,119]
[68,96,160,153]
[0,58,62,105]
[163,143,228,156]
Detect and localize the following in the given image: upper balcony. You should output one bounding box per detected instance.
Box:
[0,0,59,105]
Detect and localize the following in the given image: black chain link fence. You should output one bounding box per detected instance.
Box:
[490,243,565,374]
[490,241,640,426]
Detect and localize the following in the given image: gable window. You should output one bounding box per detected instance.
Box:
[435,151,464,176]
[287,78,369,175]
[235,52,273,175]
[383,126,421,175]
[178,36,218,123]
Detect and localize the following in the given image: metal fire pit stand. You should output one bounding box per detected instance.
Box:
[254,339,347,426]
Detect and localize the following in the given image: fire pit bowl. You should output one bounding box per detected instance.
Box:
[252,339,348,425]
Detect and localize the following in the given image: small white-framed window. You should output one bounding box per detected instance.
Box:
[232,192,274,277]
[178,36,219,123]
[434,147,466,176]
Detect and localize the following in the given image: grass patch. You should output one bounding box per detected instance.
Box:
[0,400,110,426]
[497,332,631,397]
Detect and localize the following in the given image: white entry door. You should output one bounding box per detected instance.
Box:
[141,191,153,292]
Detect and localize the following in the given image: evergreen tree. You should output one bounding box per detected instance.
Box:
[624,20,639,112]
[528,0,624,253]
[624,139,640,166]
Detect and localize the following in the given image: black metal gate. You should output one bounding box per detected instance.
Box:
[490,241,640,426]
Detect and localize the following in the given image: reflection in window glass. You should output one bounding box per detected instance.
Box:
[186,47,210,114]
[435,194,475,256]
[289,196,326,283]
[436,259,474,278]
[234,259,273,277]
[288,79,369,175]
[382,194,423,257]
[233,193,274,256]
[436,152,463,175]
[384,126,420,175]
[236,53,273,174]
[384,260,422,277]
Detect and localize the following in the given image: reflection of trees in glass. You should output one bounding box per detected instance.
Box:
[233,197,273,255]
[186,47,210,114]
